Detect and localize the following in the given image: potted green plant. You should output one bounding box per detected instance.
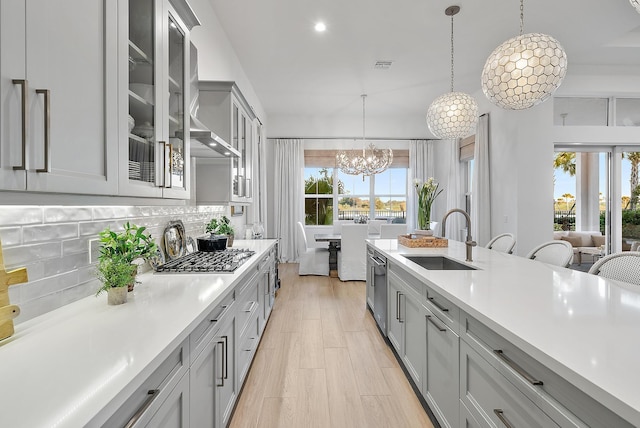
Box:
[96,255,138,305]
[97,222,157,293]
[205,216,235,247]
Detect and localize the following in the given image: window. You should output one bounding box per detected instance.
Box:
[304,167,334,226]
[303,150,409,225]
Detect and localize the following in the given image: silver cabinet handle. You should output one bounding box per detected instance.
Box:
[396,290,400,320]
[124,389,160,428]
[493,350,543,386]
[244,301,257,313]
[216,338,225,387]
[428,296,449,312]
[493,409,514,428]
[426,315,446,332]
[12,79,27,170]
[35,89,50,173]
[222,335,228,380]
[163,142,172,188]
[398,293,404,323]
[211,304,230,323]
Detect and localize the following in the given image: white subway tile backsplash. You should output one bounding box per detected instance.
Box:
[0,206,43,225]
[3,243,62,267]
[23,223,78,244]
[2,204,223,324]
[43,207,93,223]
[0,227,22,246]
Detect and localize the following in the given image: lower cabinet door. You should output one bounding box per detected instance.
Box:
[460,341,560,428]
[190,336,218,427]
[460,401,483,428]
[387,273,403,353]
[424,307,459,428]
[216,319,236,428]
[190,318,236,428]
[146,373,190,428]
[401,290,425,387]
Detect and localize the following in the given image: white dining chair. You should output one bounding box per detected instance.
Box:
[367,219,386,235]
[338,224,368,281]
[588,252,640,286]
[380,224,408,239]
[332,220,350,234]
[526,240,573,268]
[485,233,516,254]
[296,222,330,276]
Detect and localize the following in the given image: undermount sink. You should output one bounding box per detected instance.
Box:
[401,255,477,271]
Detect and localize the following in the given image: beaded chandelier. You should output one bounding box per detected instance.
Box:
[336,95,393,177]
[426,6,478,140]
[631,0,640,13]
[481,0,567,110]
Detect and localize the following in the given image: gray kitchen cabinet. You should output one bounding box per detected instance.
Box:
[101,338,189,428]
[460,340,560,428]
[195,81,256,204]
[387,270,403,354]
[0,0,118,194]
[118,0,197,199]
[190,316,236,428]
[424,305,459,428]
[366,246,375,310]
[145,372,190,428]
[387,268,426,388]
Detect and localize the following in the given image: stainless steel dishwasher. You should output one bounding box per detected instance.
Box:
[368,250,388,333]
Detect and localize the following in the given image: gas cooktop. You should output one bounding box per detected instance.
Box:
[154,248,255,273]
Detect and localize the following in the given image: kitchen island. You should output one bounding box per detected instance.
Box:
[368,238,640,427]
[0,239,277,428]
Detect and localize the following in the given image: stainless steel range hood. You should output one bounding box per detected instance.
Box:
[182,43,240,158]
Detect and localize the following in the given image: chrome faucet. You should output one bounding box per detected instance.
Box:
[441,209,477,262]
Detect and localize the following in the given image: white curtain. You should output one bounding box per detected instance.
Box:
[472,114,491,246]
[407,140,434,231]
[273,139,304,262]
[445,139,465,240]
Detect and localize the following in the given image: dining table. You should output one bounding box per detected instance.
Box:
[314,233,380,275]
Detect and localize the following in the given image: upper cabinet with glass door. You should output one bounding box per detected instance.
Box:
[196,81,256,204]
[120,0,198,199]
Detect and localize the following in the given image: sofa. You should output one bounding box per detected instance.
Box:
[553,231,605,265]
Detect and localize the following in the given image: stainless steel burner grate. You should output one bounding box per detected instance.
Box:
[154,248,255,273]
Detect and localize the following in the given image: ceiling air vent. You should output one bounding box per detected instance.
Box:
[374,60,393,70]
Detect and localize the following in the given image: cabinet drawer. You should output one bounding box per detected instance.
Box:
[389,262,426,298]
[236,279,260,338]
[190,291,235,360]
[237,312,260,385]
[461,340,560,428]
[103,338,189,428]
[425,286,459,332]
[462,312,632,428]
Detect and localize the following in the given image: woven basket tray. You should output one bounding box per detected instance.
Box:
[397,234,448,248]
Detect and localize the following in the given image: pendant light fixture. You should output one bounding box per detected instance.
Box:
[481,0,567,110]
[426,6,478,140]
[631,0,640,13]
[336,95,393,177]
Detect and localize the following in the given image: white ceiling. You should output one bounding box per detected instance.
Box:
[208,0,640,137]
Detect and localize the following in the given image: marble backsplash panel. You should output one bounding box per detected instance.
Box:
[0,205,226,324]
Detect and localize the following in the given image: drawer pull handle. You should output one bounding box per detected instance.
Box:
[35,89,50,173]
[426,315,446,332]
[124,389,160,428]
[244,301,257,313]
[428,296,449,312]
[396,290,400,321]
[217,339,225,387]
[12,79,28,170]
[494,350,543,386]
[211,305,230,322]
[493,409,514,428]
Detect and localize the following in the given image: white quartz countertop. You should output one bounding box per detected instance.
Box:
[0,239,277,428]
[368,238,640,425]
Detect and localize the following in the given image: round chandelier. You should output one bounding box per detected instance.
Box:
[481,0,567,110]
[426,6,478,140]
[336,95,393,177]
[631,0,640,13]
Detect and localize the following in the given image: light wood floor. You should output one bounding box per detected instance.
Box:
[229,264,434,428]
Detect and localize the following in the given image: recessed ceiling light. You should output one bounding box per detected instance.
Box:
[314,22,326,32]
